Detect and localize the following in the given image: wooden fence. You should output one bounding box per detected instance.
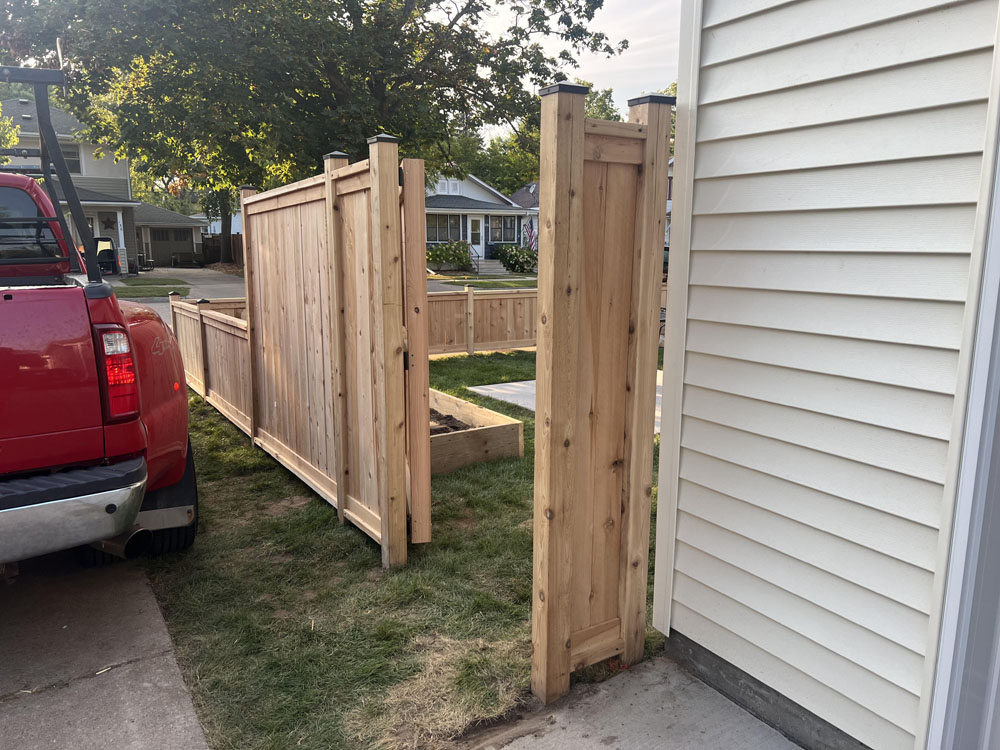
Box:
[531,85,674,702]
[427,287,538,354]
[170,297,253,435]
[170,138,430,567]
[427,284,667,355]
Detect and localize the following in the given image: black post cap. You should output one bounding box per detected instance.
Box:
[539,81,590,97]
[167,290,180,297]
[196,298,210,304]
[627,93,677,107]
[238,184,258,191]
[324,151,349,160]
[367,134,400,144]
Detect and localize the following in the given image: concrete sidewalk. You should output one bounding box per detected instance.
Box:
[0,553,209,750]
[466,657,799,750]
[469,370,664,434]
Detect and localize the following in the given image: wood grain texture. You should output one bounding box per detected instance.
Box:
[532,90,671,701]
[402,159,432,543]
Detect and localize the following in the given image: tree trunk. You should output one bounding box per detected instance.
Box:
[219,190,233,264]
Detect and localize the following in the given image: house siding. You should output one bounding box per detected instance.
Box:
[655,2,1000,750]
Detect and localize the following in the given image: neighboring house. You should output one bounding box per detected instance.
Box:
[1,98,204,270]
[426,174,538,260]
[134,203,207,267]
[190,210,243,236]
[656,3,1000,750]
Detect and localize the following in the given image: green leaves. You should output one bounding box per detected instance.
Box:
[0,0,623,194]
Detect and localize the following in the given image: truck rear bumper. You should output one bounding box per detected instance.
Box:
[0,458,147,563]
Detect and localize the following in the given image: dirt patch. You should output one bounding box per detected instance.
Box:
[205,262,245,277]
[455,512,478,530]
[262,495,312,518]
[344,636,528,750]
[430,408,472,436]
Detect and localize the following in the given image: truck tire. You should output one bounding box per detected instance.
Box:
[148,440,199,556]
[77,442,198,566]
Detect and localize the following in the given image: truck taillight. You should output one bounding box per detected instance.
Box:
[98,328,139,421]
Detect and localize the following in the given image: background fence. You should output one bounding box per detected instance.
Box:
[170,298,253,434]
[428,287,538,354]
[426,284,667,355]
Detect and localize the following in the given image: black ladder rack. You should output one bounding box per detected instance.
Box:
[1,65,102,283]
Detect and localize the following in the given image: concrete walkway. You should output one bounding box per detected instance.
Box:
[0,553,209,750]
[469,371,664,434]
[466,657,799,750]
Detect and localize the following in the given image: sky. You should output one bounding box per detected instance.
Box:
[566,0,683,112]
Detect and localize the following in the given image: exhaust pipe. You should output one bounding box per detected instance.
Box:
[91,525,152,559]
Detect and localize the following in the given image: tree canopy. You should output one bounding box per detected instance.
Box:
[0,102,17,162]
[0,0,625,195]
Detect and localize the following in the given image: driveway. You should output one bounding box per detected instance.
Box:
[112,267,246,325]
[0,553,209,750]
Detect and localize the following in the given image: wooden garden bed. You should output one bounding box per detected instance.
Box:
[429,389,523,474]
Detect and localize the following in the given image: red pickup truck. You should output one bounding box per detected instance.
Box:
[0,67,197,569]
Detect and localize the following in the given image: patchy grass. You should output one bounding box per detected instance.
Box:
[119,276,189,286]
[146,348,660,749]
[441,279,537,289]
[115,286,190,299]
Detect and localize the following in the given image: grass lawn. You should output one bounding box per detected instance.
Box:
[120,276,190,286]
[115,286,190,299]
[441,279,538,290]
[146,350,660,749]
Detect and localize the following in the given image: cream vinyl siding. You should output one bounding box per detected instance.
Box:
[656,1,1000,749]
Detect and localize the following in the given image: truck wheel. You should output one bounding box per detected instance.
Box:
[148,440,199,556]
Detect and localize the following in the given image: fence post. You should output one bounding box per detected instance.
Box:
[239,185,259,437]
[620,94,675,665]
[196,297,211,398]
[168,290,180,334]
[324,152,350,524]
[531,82,587,704]
[402,158,432,544]
[465,285,476,355]
[368,134,408,568]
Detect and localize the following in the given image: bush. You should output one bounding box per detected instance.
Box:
[426,240,473,271]
[493,244,537,274]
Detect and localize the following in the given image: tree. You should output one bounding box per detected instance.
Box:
[130,167,202,216]
[660,82,678,155]
[0,101,17,164]
[0,0,625,231]
[578,79,621,121]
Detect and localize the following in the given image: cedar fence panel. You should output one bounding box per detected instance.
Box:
[531,85,674,702]
[169,139,430,568]
[427,287,538,354]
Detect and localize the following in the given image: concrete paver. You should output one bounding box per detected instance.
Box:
[467,657,800,750]
[0,553,209,750]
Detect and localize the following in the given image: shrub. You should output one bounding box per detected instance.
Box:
[493,244,537,274]
[426,240,473,271]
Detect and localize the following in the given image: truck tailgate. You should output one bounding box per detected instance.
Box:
[0,286,104,475]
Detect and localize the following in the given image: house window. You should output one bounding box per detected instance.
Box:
[60,143,81,174]
[426,214,461,243]
[151,229,170,242]
[174,228,191,242]
[489,215,517,243]
[449,180,460,194]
